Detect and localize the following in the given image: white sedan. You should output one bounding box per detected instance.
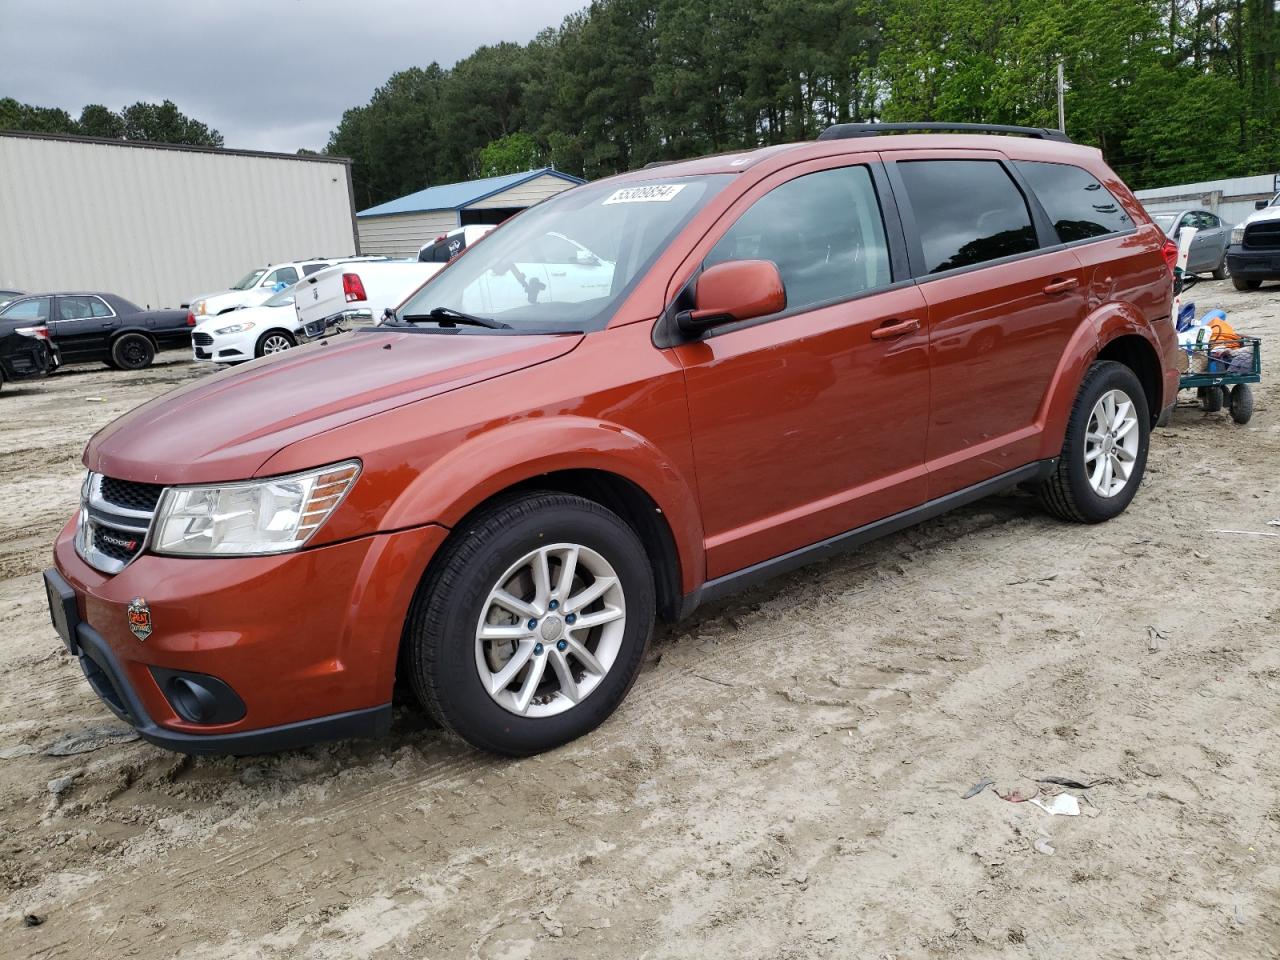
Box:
[191,286,303,365]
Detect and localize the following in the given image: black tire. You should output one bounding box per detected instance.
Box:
[254,329,296,358]
[1200,385,1223,413]
[110,333,155,370]
[1038,360,1150,524]
[1212,258,1229,281]
[404,492,655,755]
[1231,276,1261,291]
[1229,384,1253,424]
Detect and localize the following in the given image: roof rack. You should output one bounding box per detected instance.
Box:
[818,122,1071,143]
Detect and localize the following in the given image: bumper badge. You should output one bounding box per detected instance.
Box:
[127,598,152,641]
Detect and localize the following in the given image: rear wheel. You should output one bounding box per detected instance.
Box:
[404,493,655,755]
[1232,276,1261,291]
[110,333,155,370]
[255,330,296,357]
[1200,386,1223,413]
[1229,384,1253,424]
[1038,360,1150,524]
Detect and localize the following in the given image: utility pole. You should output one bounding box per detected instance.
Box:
[1057,61,1066,133]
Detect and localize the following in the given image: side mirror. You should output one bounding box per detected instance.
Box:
[1257,200,1270,211]
[677,259,786,337]
[576,249,600,266]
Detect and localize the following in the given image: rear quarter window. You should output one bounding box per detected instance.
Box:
[1015,160,1133,243]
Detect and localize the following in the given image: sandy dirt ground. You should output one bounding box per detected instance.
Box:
[1,280,1278,960]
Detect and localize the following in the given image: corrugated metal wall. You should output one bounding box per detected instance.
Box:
[0,133,357,308]
[357,210,459,259]
[1135,173,1279,229]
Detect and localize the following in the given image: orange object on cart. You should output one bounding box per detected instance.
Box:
[1208,316,1243,346]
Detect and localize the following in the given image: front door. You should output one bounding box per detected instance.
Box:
[51,296,116,362]
[670,159,931,579]
[888,155,1088,496]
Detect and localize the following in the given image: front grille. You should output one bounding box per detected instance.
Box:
[193,332,213,346]
[75,473,164,575]
[1244,221,1280,251]
[100,476,164,512]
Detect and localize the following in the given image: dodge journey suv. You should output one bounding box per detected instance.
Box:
[46,123,1179,756]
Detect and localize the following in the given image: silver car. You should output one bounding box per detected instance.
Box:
[1148,209,1230,278]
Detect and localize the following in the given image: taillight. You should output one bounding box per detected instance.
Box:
[342,273,367,303]
[1161,237,1178,274]
[15,325,49,340]
[186,311,196,326]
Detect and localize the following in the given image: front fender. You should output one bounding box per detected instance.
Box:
[380,415,706,594]
[1035,301,1164,460]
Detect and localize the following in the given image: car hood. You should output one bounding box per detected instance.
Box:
[1240,204,1280,229]
[85,329,583,484]
[193,302,292,334]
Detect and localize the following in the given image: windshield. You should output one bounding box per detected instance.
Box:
[396,175,732,332]
[231,269,267,291]
[264,285,297,307]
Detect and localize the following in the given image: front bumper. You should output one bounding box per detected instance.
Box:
[48,518,448,754]
[1226,246,1280,280]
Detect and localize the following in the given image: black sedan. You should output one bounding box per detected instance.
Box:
[0,293,192,369]
[0,317,58,392]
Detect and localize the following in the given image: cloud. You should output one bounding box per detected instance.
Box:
[0,0,582,152]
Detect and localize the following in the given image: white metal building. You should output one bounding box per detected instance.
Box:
[0,131,358,308]
[1135,172,1280,229]
[356,168,585,258]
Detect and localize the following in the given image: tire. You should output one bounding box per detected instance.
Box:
[1200,385,1223,413]
[404,492,655,755]
[1229,384,1253,424]
[110,333,155,370]
[1038,360,1150,524]
[1231,276,1261,291]
[1212,257,1228,281]
[255,329,296,357]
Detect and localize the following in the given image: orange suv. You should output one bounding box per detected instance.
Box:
[45,123,1179,756]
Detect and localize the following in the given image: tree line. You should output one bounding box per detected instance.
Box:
[328,0,1279,208]
[0,98,223,148]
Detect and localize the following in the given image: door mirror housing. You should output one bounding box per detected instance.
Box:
[676,259,786,337]
[1257,200,1270,211]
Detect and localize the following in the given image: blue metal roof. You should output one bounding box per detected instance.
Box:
[357,167,585,217]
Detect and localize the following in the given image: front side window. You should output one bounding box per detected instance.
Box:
[0,297,51,321]
[264,267,299,287]
[705,165,891,312]
[231,269,266,290]
[397,175,731,332]
[1015,160,1133,242]
[898,160,1038,273]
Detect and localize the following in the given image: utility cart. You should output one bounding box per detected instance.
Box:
[1179,336,1261,424]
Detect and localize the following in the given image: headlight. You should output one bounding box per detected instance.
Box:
[151,461,360,557]
[1231,226,1245,245]
[214,321,255,335]
[195,300,206,315]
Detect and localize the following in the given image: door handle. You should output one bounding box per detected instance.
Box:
[870,318,921,340]
[1043,277,1080,295]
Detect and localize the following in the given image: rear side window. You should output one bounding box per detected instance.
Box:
[301,263,328,276]
[1015,160,1133,242]
[897,160,1038,273]
[705,165,891,312]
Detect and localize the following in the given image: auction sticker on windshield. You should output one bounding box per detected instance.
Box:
[602,184,687,204]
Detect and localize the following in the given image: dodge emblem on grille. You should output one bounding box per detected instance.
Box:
[126,598,152,642]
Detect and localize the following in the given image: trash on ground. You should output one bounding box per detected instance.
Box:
[1147,626,1168,652]
[0,744,38,760]
[43,725,140,757]
[1032,834,1056,856]
[962,777,994,799]
[1037,775,1112,790]
[1209,528,1280,538]
[1029,794,1081,816]
[83,397,107,402]
[23,914,43,928]
[996,782,1039,803]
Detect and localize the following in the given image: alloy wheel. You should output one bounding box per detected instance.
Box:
[262,335,292,354]
[1084,389,1140,498]
[474,543,626,718]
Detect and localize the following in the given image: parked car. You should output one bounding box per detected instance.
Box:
[417,224,495,263]
[188,258,382,319]
[1148,208,1230,278]
[191,284,304,364]
[45,123,1178,758]
[0,316,58,391]
[0,293,189,369]
[1226,192,1280,290]
[0,290,24,309]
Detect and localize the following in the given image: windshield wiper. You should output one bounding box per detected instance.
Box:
[398,307,511,330]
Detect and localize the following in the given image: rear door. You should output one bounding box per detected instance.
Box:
[670,155,931,578]
[886,153,1088,497]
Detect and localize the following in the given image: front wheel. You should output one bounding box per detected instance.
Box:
[404,493,655,755]
[1038,360,1150,523]
[1229,384,1253,424]
[1232,276,1262,291]
[255,330,296,357]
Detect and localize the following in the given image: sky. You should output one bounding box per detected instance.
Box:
[0,0,584,153]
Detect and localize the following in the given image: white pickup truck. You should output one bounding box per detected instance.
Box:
[293,259,443,336]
